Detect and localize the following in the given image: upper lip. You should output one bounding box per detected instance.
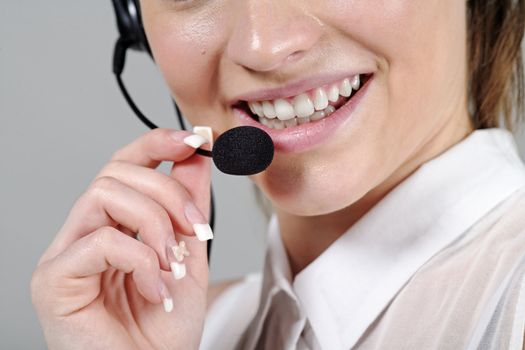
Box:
[228,71,373,106]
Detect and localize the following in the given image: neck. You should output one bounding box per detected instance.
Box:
[275,111,474,278]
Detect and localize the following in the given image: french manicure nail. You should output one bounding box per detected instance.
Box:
[166,237,189,280]
[183,134,208,149]
[193,224,214,241]
[170,239,189,280]
[163,297,173,313]
[184,202,214,241]
[170,261,187,280]
[159,280,173,313]
[193,126,214,148]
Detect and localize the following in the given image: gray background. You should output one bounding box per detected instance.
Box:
[1,2,524,349]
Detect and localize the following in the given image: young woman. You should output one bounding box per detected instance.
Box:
[32,1,525,349]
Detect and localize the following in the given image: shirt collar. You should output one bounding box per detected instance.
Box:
[244,128,525,350]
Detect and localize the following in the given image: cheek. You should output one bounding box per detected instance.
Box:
[328,0,466,107]
[330,0,467,145]
[144,7,228,121]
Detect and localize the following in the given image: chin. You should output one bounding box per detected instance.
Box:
[278,188,361,217]
[253,170,363,217]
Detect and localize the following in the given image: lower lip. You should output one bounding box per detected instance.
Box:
[233,75,373,154]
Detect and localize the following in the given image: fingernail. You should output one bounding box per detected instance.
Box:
[159,280,173,313]
[170,262,186,280]
[166,237,189,280]
[193,126,214,148]
[167,237,190,280]
[193,224,214,241]
[163,297,173,313]
[183,134,208,149]
[184,202,214,241]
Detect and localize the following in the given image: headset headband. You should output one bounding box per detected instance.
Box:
[112,0,151,54]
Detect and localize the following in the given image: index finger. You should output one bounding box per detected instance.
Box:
[110,128,205,168]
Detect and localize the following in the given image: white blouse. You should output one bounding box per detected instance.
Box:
[200,128,525,350]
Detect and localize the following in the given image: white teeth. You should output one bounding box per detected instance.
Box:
[262,101,277,119]
[249,101,264,117]
[274,99,296,120]
[248,74,365,129]
[297,116,311,125]
[284,118,298,128]
[324,105,336,116]
[273,119,285,129]
[339,78,352,97]
[313,88,329,111]
[310,110,326,121]
[351,75,360,90]
[310,106,336,122]
[292,93,315,118]
[327,85,340,102]
[259,117,270,127]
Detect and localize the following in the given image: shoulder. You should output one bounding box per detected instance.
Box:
[491,257,525,350]
[462,188,525,349]
[365,189,525,349]
[466,187,525,253]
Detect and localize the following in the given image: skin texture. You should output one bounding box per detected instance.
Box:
[31,1,474,349]
[140,0,473,275]
[32,129,213,349]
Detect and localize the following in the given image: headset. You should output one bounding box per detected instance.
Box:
[111,0,216,263]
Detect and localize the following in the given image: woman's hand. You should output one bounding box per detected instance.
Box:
[31,128,213,350]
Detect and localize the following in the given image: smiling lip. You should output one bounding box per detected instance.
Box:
[233,74,373,154]
[228,71,370,104]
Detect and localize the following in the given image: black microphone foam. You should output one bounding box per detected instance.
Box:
[211,126,274,176]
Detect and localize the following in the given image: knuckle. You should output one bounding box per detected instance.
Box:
[30,260,59,308]
[30,264,46,303]
[160,174,193,203]
[88,176,119,198]
[162,177,190,205]
[92,226,118,248]
[139,246,159,271]
[148,204,172,231]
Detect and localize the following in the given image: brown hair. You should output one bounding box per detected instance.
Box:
[468,0,525,131]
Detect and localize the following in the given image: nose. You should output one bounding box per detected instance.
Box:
[225,0,323,73]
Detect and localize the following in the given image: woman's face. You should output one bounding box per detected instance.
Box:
[140,0,471,216]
